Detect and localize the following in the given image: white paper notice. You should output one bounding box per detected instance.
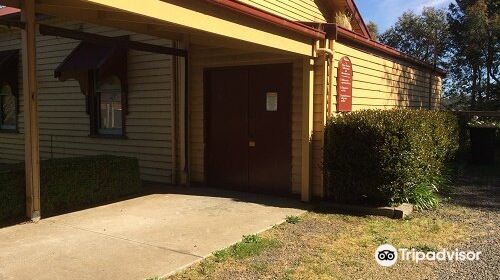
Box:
[266,92,278,111]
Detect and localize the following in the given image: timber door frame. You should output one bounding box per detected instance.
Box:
[203,63,293,195]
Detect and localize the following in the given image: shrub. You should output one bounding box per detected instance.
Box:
[0,155,141,222]
[324,109,459,209]
[0,167,26,222]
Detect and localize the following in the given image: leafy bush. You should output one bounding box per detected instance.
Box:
[324,109,459,209]
[0,155,141,222]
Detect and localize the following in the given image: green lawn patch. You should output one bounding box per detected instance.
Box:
[214,235,280,262]
[285,215,301,224]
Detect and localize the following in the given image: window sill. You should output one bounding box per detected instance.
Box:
[89,134,128,140]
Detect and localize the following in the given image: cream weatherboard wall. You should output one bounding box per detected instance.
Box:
[0,18,175,183]
[237,0,329,22]
[188,45,304,194]
[309,41,443,197]
[332,42,442,110]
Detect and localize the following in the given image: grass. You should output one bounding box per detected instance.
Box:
[170,234,280,279]
[168,205,475,280]
[285,215,301,224]
[167,162,497,280]
[213,235,280,262]
[406,180,441,210]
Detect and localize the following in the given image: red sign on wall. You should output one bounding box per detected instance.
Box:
[337,56,353,112]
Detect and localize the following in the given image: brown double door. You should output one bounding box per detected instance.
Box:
[205,63,292,194]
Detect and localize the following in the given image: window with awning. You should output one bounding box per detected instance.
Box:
[0,49,19,132]
[55,41,128,137]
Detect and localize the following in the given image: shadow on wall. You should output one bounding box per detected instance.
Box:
[383,62,434,109]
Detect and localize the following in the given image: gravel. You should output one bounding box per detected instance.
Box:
[435,167,500,280]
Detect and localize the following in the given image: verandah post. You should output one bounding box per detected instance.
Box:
[21,0,41,221]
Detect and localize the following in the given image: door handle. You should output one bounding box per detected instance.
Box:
[249,140,256,147]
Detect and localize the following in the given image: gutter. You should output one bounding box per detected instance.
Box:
[203,0,325,40]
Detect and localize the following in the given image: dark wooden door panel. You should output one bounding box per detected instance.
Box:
[206,68,249,189]
[248,64,292,193]
[205,64,292,194]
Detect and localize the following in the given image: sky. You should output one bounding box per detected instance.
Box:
[355,0,454,32]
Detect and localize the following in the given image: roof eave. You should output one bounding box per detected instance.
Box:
[202,0,325,40]
[1,3,326,40]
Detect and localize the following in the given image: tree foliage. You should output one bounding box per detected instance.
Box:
[447,0,499,110]
[380,7,450,68]
[379,1,499,110]
[367,21,380,41]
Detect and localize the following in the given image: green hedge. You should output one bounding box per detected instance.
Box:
[0,155,141,222]
[324,109,459,208]
[0,167,25,221]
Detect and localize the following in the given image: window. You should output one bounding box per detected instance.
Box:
[54,41,128,137]
[96,76,123,135]
[0,49,18,132]
[0,84,17,131]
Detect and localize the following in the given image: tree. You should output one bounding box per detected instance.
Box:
[367,21,380,41]
[380,2,499,110]
[379,7,450,68]
[447,0,499,109]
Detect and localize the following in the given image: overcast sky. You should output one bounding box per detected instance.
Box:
[356,0,454,32]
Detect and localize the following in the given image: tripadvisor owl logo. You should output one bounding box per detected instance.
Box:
[375,244,398,267]
[375,244,482,267]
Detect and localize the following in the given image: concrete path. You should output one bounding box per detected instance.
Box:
[0,187,306,280]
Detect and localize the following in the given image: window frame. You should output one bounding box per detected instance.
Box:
[88,70,128,139]
[94,75,125,137]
